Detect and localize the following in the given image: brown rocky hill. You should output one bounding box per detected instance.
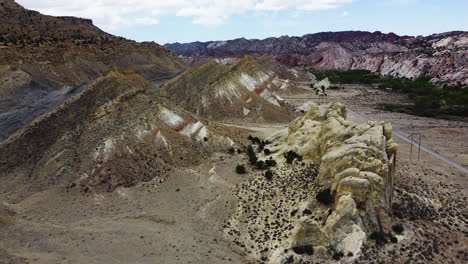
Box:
[164,31,468,85]
[0,68,245,196]
[0,0,185,88]
[0,0,186,142]
[162,55,306,123]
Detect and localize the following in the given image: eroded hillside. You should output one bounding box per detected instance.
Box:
[165,31,468,85]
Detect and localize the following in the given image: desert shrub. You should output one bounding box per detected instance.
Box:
[265,170,273,181]
[316,188,333,205]
[265,158,277,167]
[370,231,388,245]
[292,245,314,255]
[228,147,235,154]
[389,235,398,243]
[249,155,258,165]
[236,164,246,174]
[258,143,264,152]
[392,223,404,234]
[246,145,258,165]
[248,135,261,145]
[256,160,266,170]
[284,150,302,164]
[203,137,208,142]
[290,209,298,217]
[264,148,271,155]
[332,251,344,260]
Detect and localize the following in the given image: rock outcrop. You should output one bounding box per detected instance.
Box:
[165,31,468,85]
[162,55,306,123]
[266,103,397,260]
[0,0,186,142]
[0,68,243,195]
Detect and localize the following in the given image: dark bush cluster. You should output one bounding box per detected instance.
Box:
[315,188,333,205]
[309,69,380,84]
[369,231,398,245]
[332,251,344,260]
[284,150,302,164]
[256,159,277,170]
[246,145,258,165]
[264,170,273,181]
[236,164,246,174]
[392,223,404,234]
[292,245,314,255]
[255,160,266,170]
[265,158,277,167]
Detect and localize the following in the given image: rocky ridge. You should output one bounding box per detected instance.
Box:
[0,0,186,142]
[0,68,245,196]
[165,31,468,85]
[162,55,307,123]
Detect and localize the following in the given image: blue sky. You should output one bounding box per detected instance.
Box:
[18,0,468,44]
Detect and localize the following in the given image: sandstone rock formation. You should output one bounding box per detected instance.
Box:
[165,31,468,85]
[265,103,397,261]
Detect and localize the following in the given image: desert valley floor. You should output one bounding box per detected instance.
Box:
[1,78,466,264]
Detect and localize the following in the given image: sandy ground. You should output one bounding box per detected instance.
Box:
[0,153,252,264]
[1,82,467,264]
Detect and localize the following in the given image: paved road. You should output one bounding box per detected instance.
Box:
[346,107,468,174]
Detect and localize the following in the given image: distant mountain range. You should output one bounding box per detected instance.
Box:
[165,31,468,85]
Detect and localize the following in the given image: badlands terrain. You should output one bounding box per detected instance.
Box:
[0,1,467,264]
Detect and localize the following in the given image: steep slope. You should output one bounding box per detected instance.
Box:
[165,31,468,85]
[0,0,186,142]
[162,55,307,123]
[0,0,185,88]
[0,68,243,196]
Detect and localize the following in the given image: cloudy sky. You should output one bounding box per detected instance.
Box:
[16,0,468,44]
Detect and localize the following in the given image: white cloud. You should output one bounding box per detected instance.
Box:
[16,0,355,29]
[134,17,160,25]
[255,0,355,11]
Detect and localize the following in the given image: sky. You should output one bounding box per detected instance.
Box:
[16,0,468,44]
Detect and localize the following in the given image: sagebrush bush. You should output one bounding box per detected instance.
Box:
[236,164,246,174]
[392,223,404,234]
[316,188,333,205]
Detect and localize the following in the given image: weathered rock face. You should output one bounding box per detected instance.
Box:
[162,55,305,123]
[0,0,186,142]
[165,31,468,85]
[267,103,397,260]
[0,0,185,88]
[0,68,243,195]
